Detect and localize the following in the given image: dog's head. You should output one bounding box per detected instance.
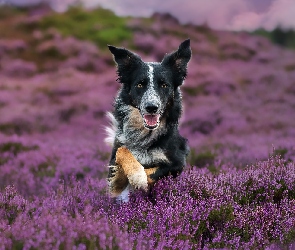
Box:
[108,39,191,130]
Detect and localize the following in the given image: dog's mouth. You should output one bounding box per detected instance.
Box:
[143,114,160,130]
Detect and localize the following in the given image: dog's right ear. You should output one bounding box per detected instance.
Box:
[108,45,142,83]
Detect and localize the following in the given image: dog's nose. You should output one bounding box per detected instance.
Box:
[145,104,159,113]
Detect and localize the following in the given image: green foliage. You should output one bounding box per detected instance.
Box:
[0,6,132,71]
[74,237,98,250]
[284,64,295,72]
[270,147,293,163]
[0,121,33,135]
[194,205,235,246]
[194,220,210,242]
[0,6,25,20]
[0,121,49,135]
[182,85,205,96]
[208,205,235,230]
[188,149,216,168]
[59,104,88,123]
[226,225,251,243]
[0,142,39,156]
[38,46,67,60]
[235,177,295,206]
[127,218,147,233]
[253,27,295,49]
[236,178,267,205]
[38,7,132,48]
[272,148,288,158]
[30,157,58,178]
[272,180,295,203]
[11,241,24,250]
[284,229,295,245]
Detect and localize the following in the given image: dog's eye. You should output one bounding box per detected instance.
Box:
[162,83,168,88]
[136,80,145,88]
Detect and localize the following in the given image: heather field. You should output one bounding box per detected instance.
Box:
[1,6,295,249]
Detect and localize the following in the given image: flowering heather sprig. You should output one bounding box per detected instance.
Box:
[0,185,27,224]
[0,136,109,197]
[106,156,295,249]
[0,181,135,250]
[0,156,295,249]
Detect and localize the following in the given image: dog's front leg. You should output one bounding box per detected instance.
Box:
[107,140,129,197]
[115,146,148,190]
[108,164,129,197]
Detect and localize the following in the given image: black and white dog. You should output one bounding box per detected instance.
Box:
[106,39,191,201]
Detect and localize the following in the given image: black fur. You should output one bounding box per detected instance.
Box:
[107,39,191,185]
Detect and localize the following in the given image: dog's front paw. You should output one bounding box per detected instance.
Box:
[127,166,148,191]
[108,165,128,196]
[115,146,148,190]
[108,165,117,178]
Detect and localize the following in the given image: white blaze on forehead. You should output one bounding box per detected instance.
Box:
[148,64,154,85]
[140,63,161,112]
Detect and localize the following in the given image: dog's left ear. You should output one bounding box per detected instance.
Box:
[161,39,192,86]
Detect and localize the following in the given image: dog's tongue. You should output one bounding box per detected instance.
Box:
[144,114,160,127]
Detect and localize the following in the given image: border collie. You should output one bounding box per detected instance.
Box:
[106,39,191,201]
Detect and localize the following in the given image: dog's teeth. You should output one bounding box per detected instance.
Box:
[144,114,160,127]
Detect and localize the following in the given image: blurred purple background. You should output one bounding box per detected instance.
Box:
[6,0,295,30]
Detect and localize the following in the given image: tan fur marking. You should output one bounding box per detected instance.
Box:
[129,106,167,132]
[116,146,148,190]
[129,107,144,130]
[144,167,158,185]
[108,165,128,197]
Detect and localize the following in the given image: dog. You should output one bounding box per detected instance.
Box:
[106,39,191,201]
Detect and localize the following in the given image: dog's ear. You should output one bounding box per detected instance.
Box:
[108,45,142,83]
[161,39,191,86]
